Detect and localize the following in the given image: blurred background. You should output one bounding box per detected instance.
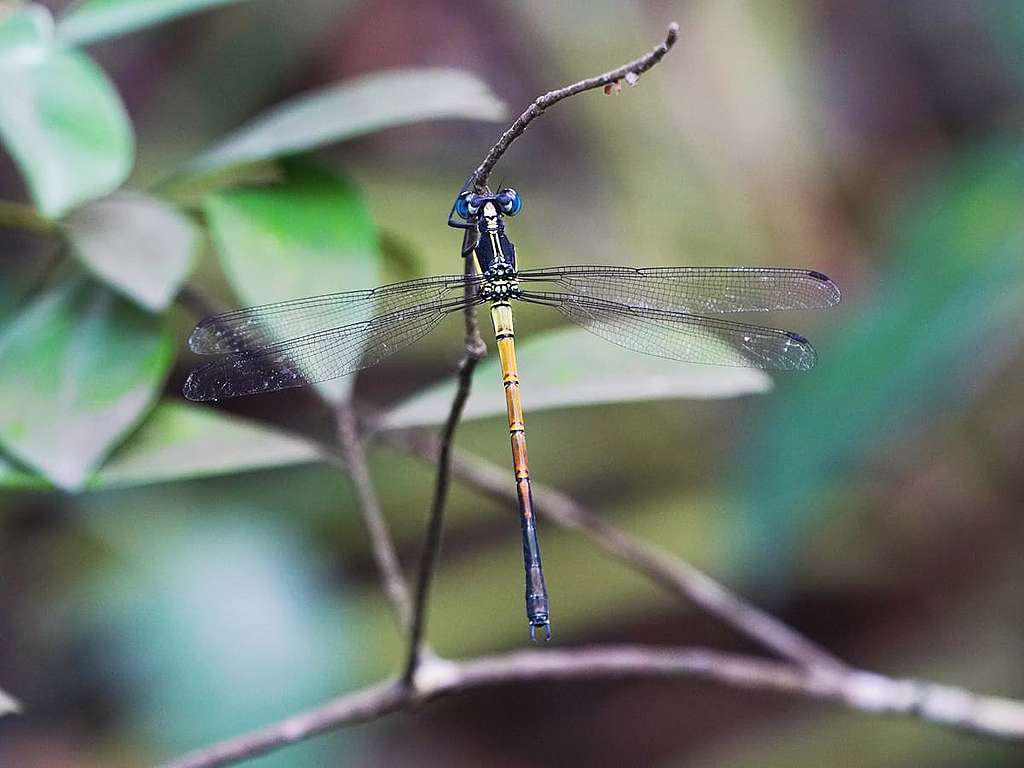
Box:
[1,0,1023,765]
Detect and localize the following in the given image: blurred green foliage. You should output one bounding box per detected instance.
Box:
[735,146,1024,570]
[1,1,1023,767]
[0,8,132,216]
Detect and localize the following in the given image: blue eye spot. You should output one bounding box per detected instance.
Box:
[454,195,470,219]
[467,194,486,214]
[499,189,522,216]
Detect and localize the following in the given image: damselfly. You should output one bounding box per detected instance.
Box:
[184,187,840,639]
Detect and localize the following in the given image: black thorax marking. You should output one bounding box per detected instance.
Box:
[476,203,521,302]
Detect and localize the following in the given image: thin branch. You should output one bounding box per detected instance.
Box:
[469,22,680,191]
[158,681,407,768]
[178,285,413,633]
[383,429,844,672]
[402,256,486,684]
[0,200,61,237]
[159,644,1024,768]
[334,401,411,629]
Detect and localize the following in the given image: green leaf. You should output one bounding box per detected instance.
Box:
[187,68,506,174]
[0,277,174,491]
[383,324,772,429]
[65,192,200,312]
[93,401,321,488]
[0,46,134,217]
[0,4,53,72]
[0,687,21,717]
[56,0,252,48]
[203,161,380,401]
[733,146,1024,565]
[0,453,47,490]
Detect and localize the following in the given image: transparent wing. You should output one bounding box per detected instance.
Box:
[517,265,840,314]
[519,291,817,370]
[188,273,482,354]
[184,295,480,401]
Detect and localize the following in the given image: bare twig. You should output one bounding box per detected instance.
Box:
[402,256,486,684]
[469,22,679,191]
[383,430,845,672]
[159,644,1024,768]
[335,401,411,629]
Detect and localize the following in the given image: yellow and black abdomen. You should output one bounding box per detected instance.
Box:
[489,299,550,638]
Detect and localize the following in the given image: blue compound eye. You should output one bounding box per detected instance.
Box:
[454,194,471,219]
[466,193,487,215]
[498,188,522,216]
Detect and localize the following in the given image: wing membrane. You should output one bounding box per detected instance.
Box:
[519,291,817,370]
[517,265,839,314]
[189,273,482,354]
[184,295,480,401]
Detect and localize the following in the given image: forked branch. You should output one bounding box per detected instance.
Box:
[470,22,680,191]
[159,644,1024,768]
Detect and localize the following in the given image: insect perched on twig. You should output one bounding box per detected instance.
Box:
[183,180,840,640]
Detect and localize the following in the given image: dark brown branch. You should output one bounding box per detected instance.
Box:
[470,22,679,191]
[334,402,411,629]
[159,644,1024,768]
[383,431,844,672]
[402,256,486,684]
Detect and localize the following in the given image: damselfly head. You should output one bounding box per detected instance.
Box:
[453,188,523,220]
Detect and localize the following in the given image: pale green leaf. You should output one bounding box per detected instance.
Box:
[0,47,134,216]
[66,192,200,311]
[203,161,379,400]
[0,687,21,717]
[0,277,174,490]
[188,68,506,174]
[0,453,47,489]
[0,4,53,72]
[93,401,321,488]
[383,325,772,429]
[57,0,253,47]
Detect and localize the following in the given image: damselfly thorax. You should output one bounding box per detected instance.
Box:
[473,201,522,302]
